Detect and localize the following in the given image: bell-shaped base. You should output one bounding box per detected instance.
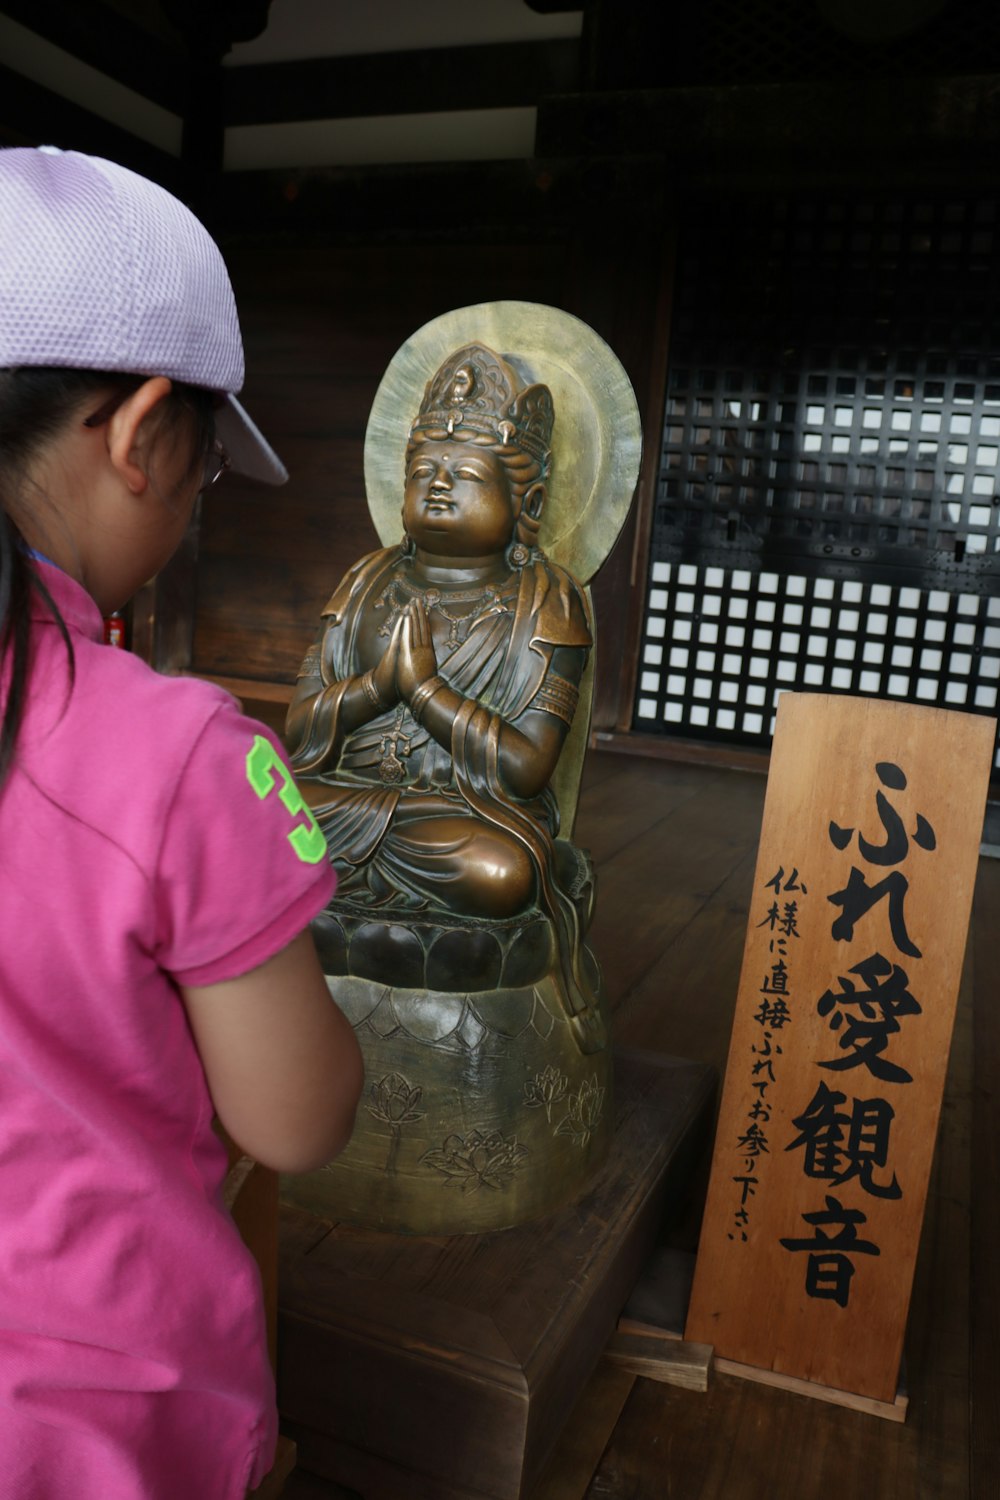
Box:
[282,959,613,1235]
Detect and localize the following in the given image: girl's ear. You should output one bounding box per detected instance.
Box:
[105,377,173,494]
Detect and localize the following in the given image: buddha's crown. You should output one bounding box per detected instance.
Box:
[409,342,553,467]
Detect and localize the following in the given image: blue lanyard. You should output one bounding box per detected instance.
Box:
[23,546,59,569]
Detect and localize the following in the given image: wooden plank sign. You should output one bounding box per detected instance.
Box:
[685,693,994,1407]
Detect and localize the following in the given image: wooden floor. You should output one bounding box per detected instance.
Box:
[282,748,996,1500]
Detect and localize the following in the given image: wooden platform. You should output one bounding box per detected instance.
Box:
[275,1049,715,1500]
[277,752,998,1500]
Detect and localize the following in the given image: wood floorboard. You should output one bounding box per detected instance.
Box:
[277,757,984,1500]
[581,1370,913,1499]
[576,751,714,865]
[576,745,625,796]
[612,843,758,1073]
[585,767,766,1008]
[901,946,971,1496]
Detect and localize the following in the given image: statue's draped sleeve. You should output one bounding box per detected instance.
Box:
[449,558,603,1051]
[487,555,591,719]
[288,547,400,776]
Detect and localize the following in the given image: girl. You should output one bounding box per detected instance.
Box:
[0,146,363,1497]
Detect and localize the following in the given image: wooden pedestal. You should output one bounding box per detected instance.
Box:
[276,1049,715,1500]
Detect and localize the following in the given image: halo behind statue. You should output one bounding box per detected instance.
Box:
[364,301,643,586]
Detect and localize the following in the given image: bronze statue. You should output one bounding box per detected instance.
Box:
[283,305,641,1233]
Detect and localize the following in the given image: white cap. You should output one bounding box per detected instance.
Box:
[0,146,287,485]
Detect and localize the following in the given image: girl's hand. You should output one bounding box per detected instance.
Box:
[397,599,438,701]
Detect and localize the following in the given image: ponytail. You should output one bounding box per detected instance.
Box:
[0,509,34,786]
[0,367,215,790]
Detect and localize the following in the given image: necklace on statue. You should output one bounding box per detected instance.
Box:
[374,573,515,649]
[421,585,508,649]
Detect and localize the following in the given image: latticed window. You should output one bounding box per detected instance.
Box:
[634,193,1000,771]
[663,0,1000,85]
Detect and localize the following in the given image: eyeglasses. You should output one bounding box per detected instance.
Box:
[82,389,229,491]
[201,440,230,490]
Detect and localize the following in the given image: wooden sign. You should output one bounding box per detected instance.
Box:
[685,693,994,1409]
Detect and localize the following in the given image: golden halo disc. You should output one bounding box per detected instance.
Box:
[363,301,642,585]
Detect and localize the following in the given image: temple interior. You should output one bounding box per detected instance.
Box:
[2,1,997,1495]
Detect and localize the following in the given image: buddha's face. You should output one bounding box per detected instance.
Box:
[403,439,515,557]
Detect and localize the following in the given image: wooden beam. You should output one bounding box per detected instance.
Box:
[537,74,1000,164]
[591,727,771,776]
[712,1354,908,1422]
[222,37,581,126]
[0,0,190,112]
[0,61,180,187]
[213,156,577,236]
[605,1329,713,1392]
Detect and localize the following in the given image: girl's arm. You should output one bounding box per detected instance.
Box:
[182,930,363,1174]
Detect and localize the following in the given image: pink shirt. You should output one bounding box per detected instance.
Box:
[0,563,334,1497]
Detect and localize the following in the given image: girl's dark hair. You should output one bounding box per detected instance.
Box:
[0,367,215,788]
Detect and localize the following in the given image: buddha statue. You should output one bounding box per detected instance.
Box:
[283,306,641,1234]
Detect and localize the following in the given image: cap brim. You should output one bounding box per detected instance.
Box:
[215,394,288,485]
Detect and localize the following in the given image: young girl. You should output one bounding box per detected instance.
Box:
[0,146,363,1497]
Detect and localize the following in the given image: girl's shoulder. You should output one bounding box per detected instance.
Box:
[77,641,241,762]
[26,641,255,850]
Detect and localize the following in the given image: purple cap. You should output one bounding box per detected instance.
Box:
[0,146,287,485]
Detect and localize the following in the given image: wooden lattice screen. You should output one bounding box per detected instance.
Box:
[634,192,1000,773]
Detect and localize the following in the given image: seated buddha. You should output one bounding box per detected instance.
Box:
[285,341,602,1052]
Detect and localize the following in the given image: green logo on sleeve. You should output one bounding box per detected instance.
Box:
[246,734,327,865]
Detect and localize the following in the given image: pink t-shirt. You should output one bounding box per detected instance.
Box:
[0,562,334,1497]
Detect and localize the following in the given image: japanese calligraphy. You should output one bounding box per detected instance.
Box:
[779,1194,880,1309]
[786,1081,901,1200]
[781,760,935,1305]
[826,762,935,959]
[816,953,920,1084]
[730,865,804,1241]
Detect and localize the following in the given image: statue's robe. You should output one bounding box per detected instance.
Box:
[288,544,604,1050]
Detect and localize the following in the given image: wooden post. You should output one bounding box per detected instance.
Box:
[685,692,994,1410]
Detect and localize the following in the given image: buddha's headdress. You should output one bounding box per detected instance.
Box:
[409,343,554,473]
